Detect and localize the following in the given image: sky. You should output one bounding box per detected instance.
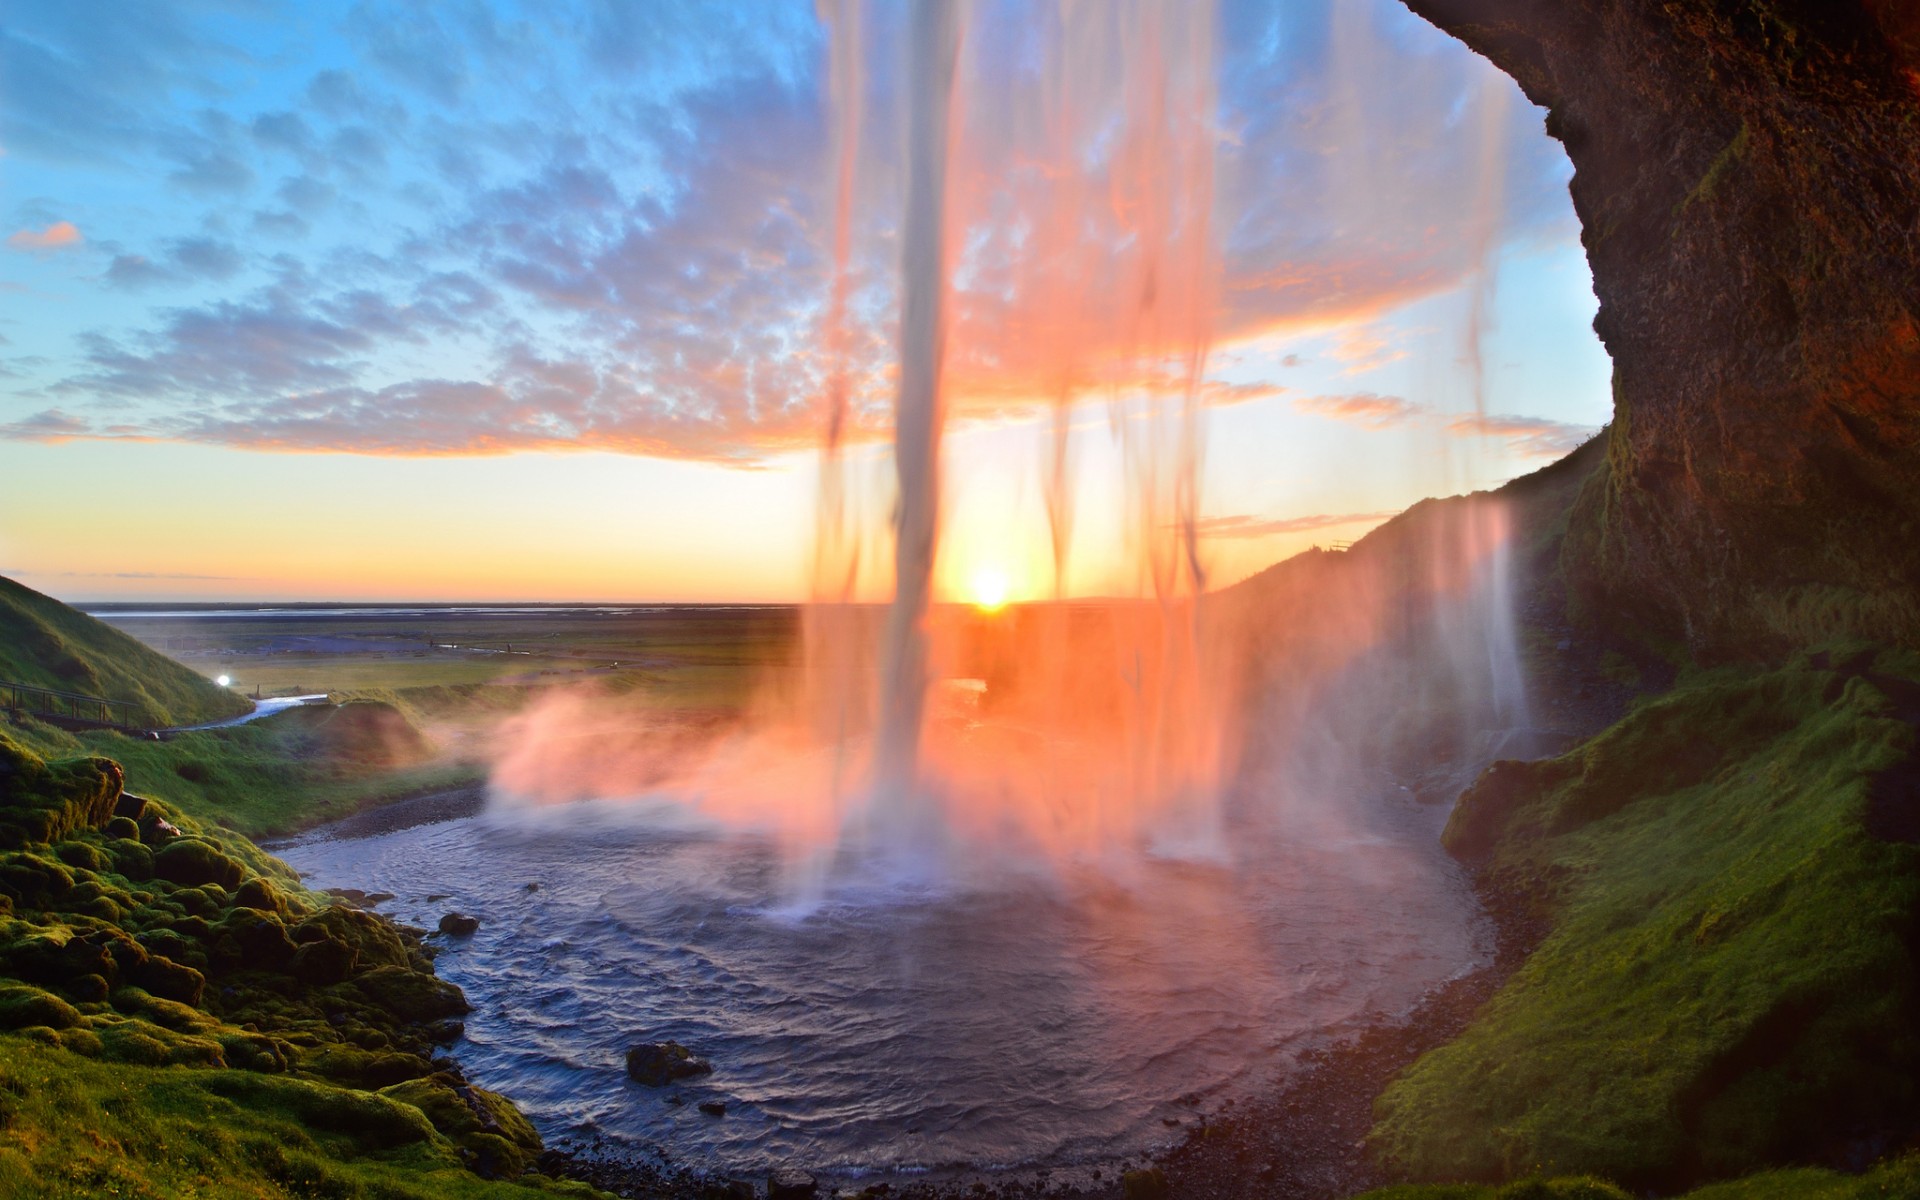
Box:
[0,0,1612,604]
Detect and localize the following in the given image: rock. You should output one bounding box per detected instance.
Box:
[139,815,181,846]
[151,838,245,890]
[1122,1167,1169,1200]
[438,913,480,937]
[105,816,141,841]
[625,1041,713,1087]
[697,1100,726,1116]
[768,1170,818,1200]
[1406,0,1920,655]
[291,938,356,986]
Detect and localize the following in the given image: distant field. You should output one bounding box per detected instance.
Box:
[86,603,804,709]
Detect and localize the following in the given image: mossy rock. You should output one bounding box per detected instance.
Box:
[97,1022,172,1066]
[296,905,413,970]
[52,839,110,874]
[133,955,204,1006]
[353,963,470,1023]
[110,986,214,1034]
[0,739,124,847]
[304,1042,436,1089]
[104,816,140,842]
[0,853,76,904]
[231,877,287,917]
[151,838,246,890]
[0,984,81,1030]
[381,1074,542,1177]
[218,1030,291,1073]
[105,837,152,880]
[209,909,298,973]
[291,937,356,986]
[201,1072,439,1150]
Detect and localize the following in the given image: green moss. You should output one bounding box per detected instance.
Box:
[0,1038,604,1198]
[0,732,588,1198]
[382,1075,543,1177]
[7,705,478,839]
[0,574,247,727]
[1678,121,1752,217]
[1353,1157,1920,1200]
[0,984,80,1030]
[1376,653,1920,1185]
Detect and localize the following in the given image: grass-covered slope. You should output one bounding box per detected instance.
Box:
[0,729,597,1199]
[6,699,474,839]
[1370,649,1920,1187]
[0,575,249,727]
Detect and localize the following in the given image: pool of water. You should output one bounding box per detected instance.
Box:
[277,778,1484,1180]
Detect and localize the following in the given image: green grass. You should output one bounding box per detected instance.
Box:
[1371,649,1920,1186]
[5,704,481,839]
[0,577,247,727]
[0,1038,604,1200]
[0,729,607,1199]
[1353,1157,1920,1200]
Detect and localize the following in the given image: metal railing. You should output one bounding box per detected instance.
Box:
[0,680,145,731]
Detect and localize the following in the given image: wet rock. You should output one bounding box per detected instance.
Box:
[697,1100,726,1117]
[438,912,480,937]
[626,1041,713,1087]
[768,1169,818,1199]
[1122,1167,1168,1200]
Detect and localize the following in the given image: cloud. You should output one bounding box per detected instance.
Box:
[1294,392,1428,428]
[1200,381,1287,407]
[1193,510,1397,539]
[0,409,96,440]
[1446,413,1598,457]
[1,0,1585,468]
[104,237,243,289]
[7,221,82,252]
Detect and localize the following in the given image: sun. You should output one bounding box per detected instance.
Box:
[970,567,1011,613]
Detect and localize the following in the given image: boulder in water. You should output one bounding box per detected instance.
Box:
[767,1170,817,1199]
[438,913,479,937]
[697,1099,726,1117]
[625,1041,712,1087]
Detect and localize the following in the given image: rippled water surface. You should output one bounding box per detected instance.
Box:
[278,785,1484,1178]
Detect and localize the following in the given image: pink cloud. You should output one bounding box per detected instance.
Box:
[1193,511,1398,539]
[7,221,83,252]
[1294,392,1428,429]
[1446,413,1598,457]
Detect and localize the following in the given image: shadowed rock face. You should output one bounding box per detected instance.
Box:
[1403,0,1920,655]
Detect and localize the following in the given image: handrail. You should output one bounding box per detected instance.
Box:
[0,679,145,731]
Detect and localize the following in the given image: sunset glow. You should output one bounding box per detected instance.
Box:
[969,567,1011,613]
[0,1,1610,603]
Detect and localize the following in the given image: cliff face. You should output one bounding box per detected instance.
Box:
[1401,0,1920,656]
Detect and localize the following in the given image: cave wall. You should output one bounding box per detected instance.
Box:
[1401,0,1920,656]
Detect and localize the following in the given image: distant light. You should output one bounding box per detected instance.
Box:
[216,675,231,687]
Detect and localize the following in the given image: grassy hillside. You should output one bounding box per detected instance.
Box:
[0,729,603,1199]
[6,702,477,840]
[1369,649,1920,1187]
[0,576,250,727]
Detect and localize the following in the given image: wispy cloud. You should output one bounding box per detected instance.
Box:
[0,1,1578,465]
[1446,413,1597,457]
[7,221,82,252]
[1294,392,1428,428]
[1193,510,1397,539]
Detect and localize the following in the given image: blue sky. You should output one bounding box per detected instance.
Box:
[0,0,1611,601]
